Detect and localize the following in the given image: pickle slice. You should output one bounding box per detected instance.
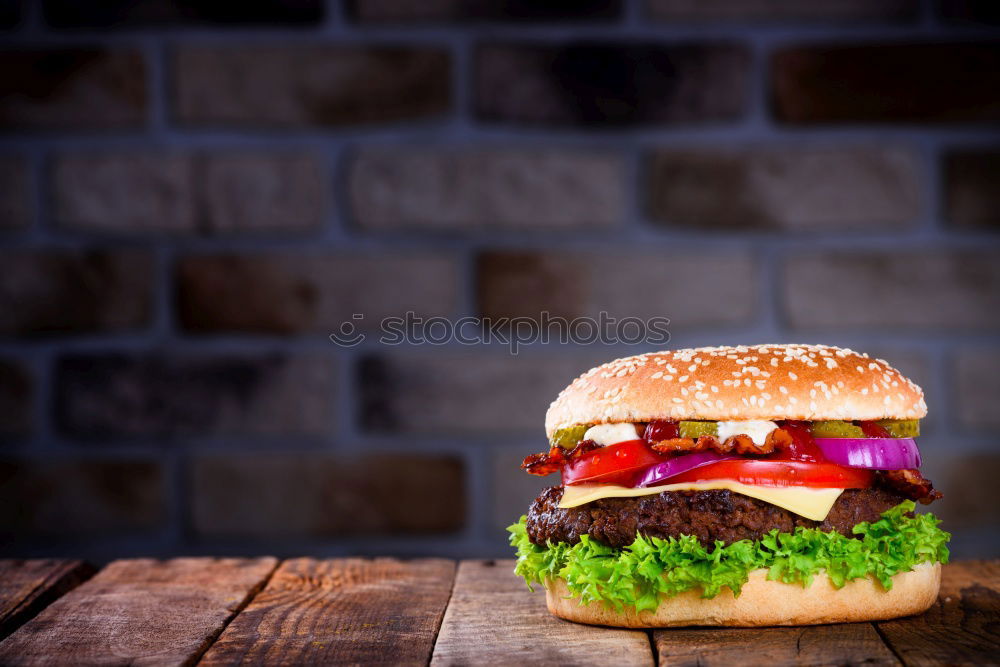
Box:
[550,424,589,449]
[679,421,718,439]
[876,419,920,438]
[811,420,865,438]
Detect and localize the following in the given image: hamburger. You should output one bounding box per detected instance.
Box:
[508,344,949,627]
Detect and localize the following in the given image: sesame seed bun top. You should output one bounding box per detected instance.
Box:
[544,344,927,437]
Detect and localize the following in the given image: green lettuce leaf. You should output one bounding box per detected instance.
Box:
[508,501,949,613]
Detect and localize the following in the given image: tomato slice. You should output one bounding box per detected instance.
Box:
[667,459,874,489]
[562,439,664,486]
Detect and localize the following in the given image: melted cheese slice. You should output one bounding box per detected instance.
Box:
[559,481,843,521]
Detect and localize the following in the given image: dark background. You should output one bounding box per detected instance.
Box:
[0,0,998,562]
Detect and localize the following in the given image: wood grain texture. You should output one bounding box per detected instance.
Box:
[0,560,95,640]
[654,624,899,666]
[430,559,655,666]
[0,557,277,666]
[199,558,455,666]
[876,560,1000,667]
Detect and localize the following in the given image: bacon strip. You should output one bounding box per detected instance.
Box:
[879,468,942,504]
[649,428,793,457]
[522,439,601,476]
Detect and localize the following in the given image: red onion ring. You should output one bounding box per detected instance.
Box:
[814,438,921,470]
[635,451,740,487]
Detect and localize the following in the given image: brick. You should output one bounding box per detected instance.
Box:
[783,252,1000,330]
[954,348,1000,430]
[359,352,608,434]
[191,453,464,538]
[476,42,749,126]
[53,153,195,233]
[55,353,334,438]
[0,155,31,230]
[348,0,621,22]
[349,148,624,231]
[0,459,163,536]
[0,49,145,129]
[53,151,328,234]
[203,153,326,233]
[173,45,450,127]
[772,42,1000,124]
[648,147,919,231]
[177,252,458,334]
[0,359,31,437]
[935,453,1000,530]
[43,0,323,27]
[944,150,1000,230]
[647,0,917,21]
[477,250,757,326]
[0,250,153,337]
[938,0,1000,24]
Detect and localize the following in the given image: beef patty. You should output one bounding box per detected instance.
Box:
[525,485,908,548]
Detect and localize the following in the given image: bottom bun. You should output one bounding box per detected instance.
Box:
[545,562,940,628]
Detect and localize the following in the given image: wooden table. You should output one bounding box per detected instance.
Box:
[0,558,996,665]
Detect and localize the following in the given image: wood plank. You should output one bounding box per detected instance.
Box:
[430,559,655,666]
[199,558,455,666]
[876,560,1000,667]
[654,624,899,666]
[0,560,95,641]
[0,557,277,666]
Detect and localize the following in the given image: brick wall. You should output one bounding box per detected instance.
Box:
[0,0,998,561]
